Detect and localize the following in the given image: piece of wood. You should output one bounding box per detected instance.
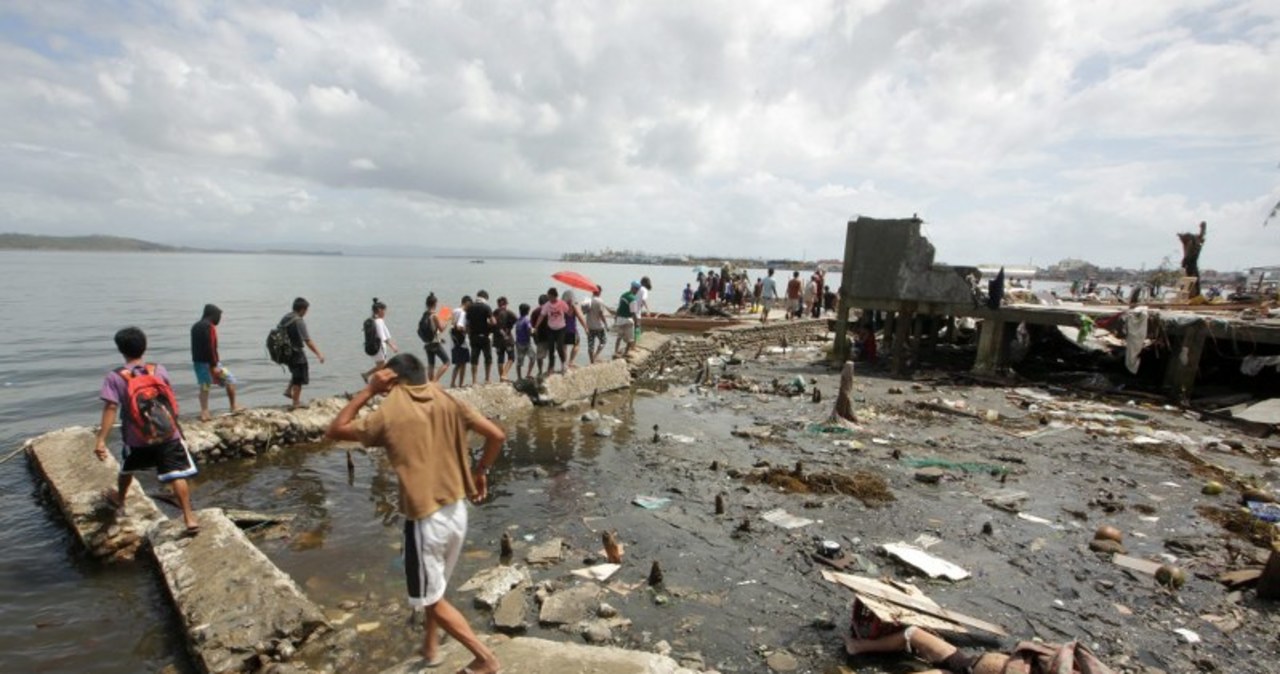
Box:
[821,570,1008,636]
[915,401,980,419]
[1217,568,1263,589]
[1259,548,1280,601]
[222,509,297,527]
[811,553,854,571]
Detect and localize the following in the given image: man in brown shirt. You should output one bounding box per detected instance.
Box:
[328,353,505,674]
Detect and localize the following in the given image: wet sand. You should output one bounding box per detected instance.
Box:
[195,339,1279,674]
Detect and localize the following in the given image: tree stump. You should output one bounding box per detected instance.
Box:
[602,531,624,564]
[831,361,856,423]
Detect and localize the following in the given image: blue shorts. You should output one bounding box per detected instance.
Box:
[193,362,236,391]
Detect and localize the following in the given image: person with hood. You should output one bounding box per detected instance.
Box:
[191,303,241,422]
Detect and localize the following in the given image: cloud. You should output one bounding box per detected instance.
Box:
[0,0,1276,268]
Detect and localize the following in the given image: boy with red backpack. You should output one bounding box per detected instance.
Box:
[94,326,201,535]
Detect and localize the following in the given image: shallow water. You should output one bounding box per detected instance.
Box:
[1,250,812,673]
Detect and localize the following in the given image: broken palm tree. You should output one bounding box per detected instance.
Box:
[1178,220,1207,297]
[830,361,857,424]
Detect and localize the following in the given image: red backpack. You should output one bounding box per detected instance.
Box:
[116,364,180,445]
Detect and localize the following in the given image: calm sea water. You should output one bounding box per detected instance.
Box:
[0,251,836,673]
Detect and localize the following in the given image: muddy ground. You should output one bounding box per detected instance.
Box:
[211,334,1280,674]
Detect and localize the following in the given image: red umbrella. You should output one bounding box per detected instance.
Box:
[552,270,601,293]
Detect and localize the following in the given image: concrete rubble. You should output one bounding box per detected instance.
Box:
[24,426,167,562]
[378,635,700,674]
[148,509,328,674]
[458,565,531,609]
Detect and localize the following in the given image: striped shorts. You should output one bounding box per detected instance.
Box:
[403,501,467,608]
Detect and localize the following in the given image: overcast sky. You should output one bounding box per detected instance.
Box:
[1,1,1277,270]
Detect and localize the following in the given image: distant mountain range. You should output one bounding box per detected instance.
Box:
[0,233,194,252]
[0,232,560,259]
[0,233,568,260]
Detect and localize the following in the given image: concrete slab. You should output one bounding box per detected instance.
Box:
[1235,398,1280,425]
[542,359,632,404]
[840,216,972,305]
[539,583,602,625]
[183,398,348,459]
[380,635,698,674]
[23,427,167,562]
[148,508,328,674]
[450,383,534,419]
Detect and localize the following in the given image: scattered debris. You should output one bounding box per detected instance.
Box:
[571,564,622,583]
[458,566,531,609]
[880,542,970,581]
[744,467,894,507]
[632,495,672,510]
[761,508,814,530]
[821,571,1006,635]
[526,538,564,565]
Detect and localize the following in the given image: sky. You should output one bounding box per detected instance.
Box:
[1,1,1278,270]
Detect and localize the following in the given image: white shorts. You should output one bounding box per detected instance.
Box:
[615,318,635,343]
[403,501,467,608]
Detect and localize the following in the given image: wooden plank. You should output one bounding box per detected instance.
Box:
[1217,568,1263,589]
[821,570,1008,636]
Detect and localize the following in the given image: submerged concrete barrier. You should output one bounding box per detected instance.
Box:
[183,383,534,464]
[540,358,632,405]
[27,429,330,672]
[24,427,167,562]
[149,510,328,674]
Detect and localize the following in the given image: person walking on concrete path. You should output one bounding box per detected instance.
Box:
[419,293,451,383]
[760,268,779,323]
[584,286,612,363]
[492,296,518,382]
[613,282,640,357]
[280,297,325,409]
[96,326,201,535]
[362,298,399,382]
[327,354,506,674]
[464,290,495,385]
[786,271,803,319]
[190,303,242,422]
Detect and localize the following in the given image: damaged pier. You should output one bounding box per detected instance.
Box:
[832,216,1280,397]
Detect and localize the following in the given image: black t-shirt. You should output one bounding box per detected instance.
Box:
[190,318,215,364]
[465,301,493,337]
[492,307,516,342]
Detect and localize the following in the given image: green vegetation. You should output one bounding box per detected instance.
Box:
[0,233,180,252]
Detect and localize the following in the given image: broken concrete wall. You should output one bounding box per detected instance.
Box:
[541,359,632,404]
[841,217,972,304]
[183,384,533,463]
[24,427,167,562]
[148,510,329,674]
[628,319,827,380]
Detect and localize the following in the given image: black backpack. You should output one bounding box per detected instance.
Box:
[266,317,298,364]
[363,318,380,356]
[417,311,437,342]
